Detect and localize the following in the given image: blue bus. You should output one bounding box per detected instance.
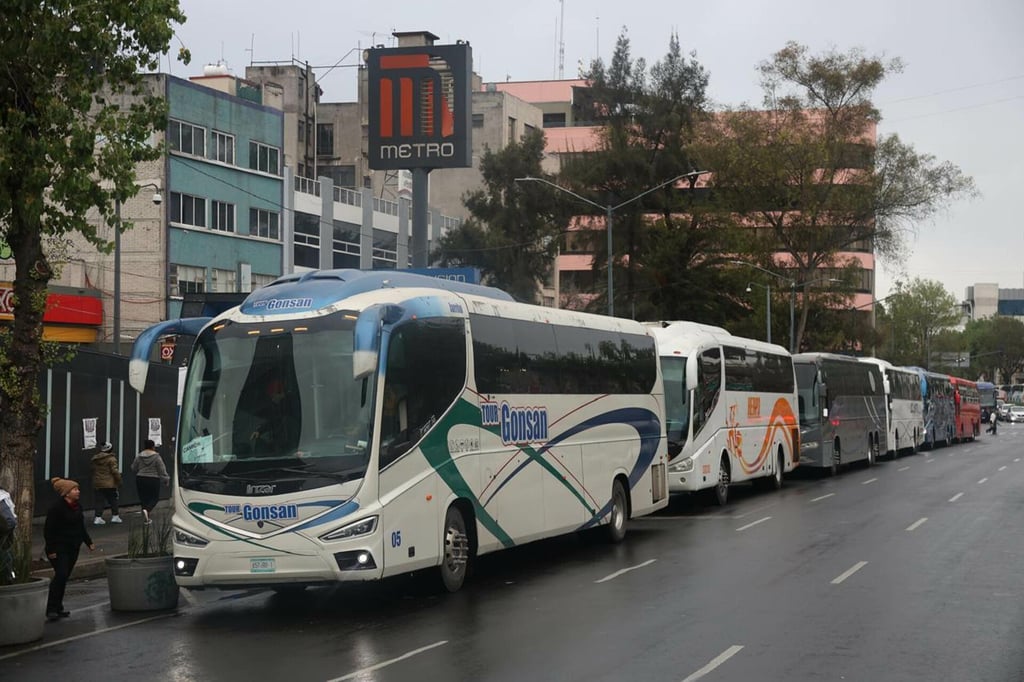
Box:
[904,367,956,448]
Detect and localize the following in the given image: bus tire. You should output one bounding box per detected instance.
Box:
[605,479,629,544]
[867,435,876,466]
[439,505,470,593]
[712,455,730,506]
[829,443,840,477]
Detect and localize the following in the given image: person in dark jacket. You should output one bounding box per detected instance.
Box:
[44,477,95,620]
[91,442,123,525]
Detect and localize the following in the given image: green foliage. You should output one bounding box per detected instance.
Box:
[0,0,186,572]
[434,129,572,303]
[885,278,961,367]
[962,317,1024,383]
[699,42,975,350]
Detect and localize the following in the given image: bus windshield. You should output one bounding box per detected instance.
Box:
[177,310,375,487]
[795,363,820,426]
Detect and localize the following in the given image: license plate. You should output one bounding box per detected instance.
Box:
[250,558,276,573]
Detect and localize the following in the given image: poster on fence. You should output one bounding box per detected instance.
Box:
[148,418,162,447]
[82,417,97,450]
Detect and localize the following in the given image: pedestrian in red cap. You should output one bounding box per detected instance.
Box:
[44,477,95,621]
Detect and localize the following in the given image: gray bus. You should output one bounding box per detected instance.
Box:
[793,353,887,474]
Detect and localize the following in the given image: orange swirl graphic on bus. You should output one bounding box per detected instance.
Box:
[729,397,798,475]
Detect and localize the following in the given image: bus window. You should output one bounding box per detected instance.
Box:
[795,362,820,425]
[661,356,690,451]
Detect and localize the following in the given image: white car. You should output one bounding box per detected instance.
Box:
[1009,406,1024,423]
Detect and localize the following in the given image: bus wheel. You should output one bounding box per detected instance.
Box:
[712,456,730,506]
[829,447,840,477]
[867,436,876,467]
[770,449,784,490]
[439,505,470,593]
[605,479,629,544]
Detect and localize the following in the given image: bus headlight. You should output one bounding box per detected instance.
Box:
[801,441,819,451]
[320,516,378,541]
[669,457,694,473]
[174,527,209,547]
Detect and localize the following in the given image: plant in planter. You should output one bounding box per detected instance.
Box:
[0,495,50,646]
[105,510,179,612]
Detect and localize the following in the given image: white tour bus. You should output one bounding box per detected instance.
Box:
[858,357,924,458]
[646,321,799,506]
[129,270,668,592]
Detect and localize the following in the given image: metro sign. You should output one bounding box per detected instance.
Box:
[366,43,472,170]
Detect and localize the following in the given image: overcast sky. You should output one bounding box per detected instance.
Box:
[172,0,1023,302]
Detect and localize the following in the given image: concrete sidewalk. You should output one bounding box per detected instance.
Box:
[30,502,171,582]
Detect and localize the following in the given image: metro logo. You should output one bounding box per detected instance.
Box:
[366,43,472,170]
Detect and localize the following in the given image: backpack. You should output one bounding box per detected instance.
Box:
[0,497,16,538]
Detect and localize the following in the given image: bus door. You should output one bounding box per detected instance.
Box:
[795,362,826,467]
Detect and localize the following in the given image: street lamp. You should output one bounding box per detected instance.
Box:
[730,260,839,352]
[517,170,709,316]
[114,183,162,355]
[745,281,772,344]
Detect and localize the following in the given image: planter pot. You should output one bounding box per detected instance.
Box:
[0,577,50,646]
[105,555,179,612]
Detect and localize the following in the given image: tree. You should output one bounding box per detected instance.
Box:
[433,129,571,303]
[962,317,1024,384]
[0,1,186,578]
[698,42,976,351]
[560,30,736,320]
[885,278,961,368]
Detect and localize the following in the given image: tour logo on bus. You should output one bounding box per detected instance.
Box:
[480,400,549,445]
[224,502,299,522]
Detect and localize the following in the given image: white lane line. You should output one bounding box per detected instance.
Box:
[949,492,964,502]
[1015,458,1021,462]
[978,477,988,485]
[810,493,835,502]
[898,466,910,472]
[906,517,928,531]
[0,612,176,662]
[681,645,745,682]
[999,465,1007,471]
[831,561,868,585]
[735,516,772,532]
[923,457,934,463]
[328,640,449,682]
[594,559,657,584]
[862,477,878,485]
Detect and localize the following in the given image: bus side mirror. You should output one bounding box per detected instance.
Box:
[685,355,698,391]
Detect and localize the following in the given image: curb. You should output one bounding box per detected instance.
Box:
[31,558,110,582]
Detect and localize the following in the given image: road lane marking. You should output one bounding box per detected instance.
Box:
[949,492,964,502]
[862,477,878,485]
[978,477,988,484]
[810,493,835,502]
[831,561,868,585]
[1015,458,1020,462]
[999,465,1007,471]
[906,517,928,531]
[0,612,176,662]
[924,457,934,463]
[733,500,779,519]
[681,645,745,682]
[898,466,910,472]
[736,516,772,532]
[328,641,449,681]
[594,559,657,584]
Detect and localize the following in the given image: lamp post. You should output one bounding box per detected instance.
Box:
[730,260,839,352]
[745,281,772,344]
[113,183,162,355]
[517,171,708,317]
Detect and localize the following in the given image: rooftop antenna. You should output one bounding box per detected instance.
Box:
[245,34,254,66]
[558,0,565,79]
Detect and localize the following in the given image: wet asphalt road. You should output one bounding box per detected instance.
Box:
[3,428,1024,682]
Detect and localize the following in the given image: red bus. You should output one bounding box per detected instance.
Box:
[950,376,981,441]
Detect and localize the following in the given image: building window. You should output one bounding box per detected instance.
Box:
[211,200,235,232]
[472,113,484,128]
[316,123,334,156]
[508,117,517,141]
[173,264,206,296]
[168,119,206,156]
[298,120,306,142]
[212,131,235,164]
[211,268,236,293]
[248,141,280,175]
[170,192,206,227]
[250,208,280,240]
[542,113,567,128]
[250,273,276,290]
